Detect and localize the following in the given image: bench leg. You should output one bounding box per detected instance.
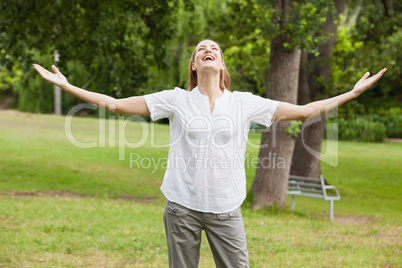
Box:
[291,195,295,210]
[329,200,334,222]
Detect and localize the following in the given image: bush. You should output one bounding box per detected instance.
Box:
[365,113,402,138]
[338,118,386,142]
[15,52,54,113]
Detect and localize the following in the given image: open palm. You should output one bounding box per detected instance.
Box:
[33,64,68,88]
[352,68,387,97]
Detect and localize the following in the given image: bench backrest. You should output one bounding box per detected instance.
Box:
[288,174,340,200]
[288,174,325,196]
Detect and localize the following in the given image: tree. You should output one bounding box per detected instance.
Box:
[251,0,334,209]
[290,0,346,178]
[251,0,301,209]
[0,0,179,112]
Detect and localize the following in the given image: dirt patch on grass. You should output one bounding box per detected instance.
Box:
[311,213,375,224]
[334,216,374,224]
[0,191,159,204]
[113,195,159,204]
[0,191,88,198]
[385,138,402,143]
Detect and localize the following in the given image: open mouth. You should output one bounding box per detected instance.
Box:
[202,55,215,61]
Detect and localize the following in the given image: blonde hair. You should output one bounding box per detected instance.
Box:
[187,40,231,91]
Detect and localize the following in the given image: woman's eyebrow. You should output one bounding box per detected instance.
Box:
[198,44,219,48]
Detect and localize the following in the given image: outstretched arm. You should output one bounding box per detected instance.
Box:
[273,68,387,121]
[33,64,150,115]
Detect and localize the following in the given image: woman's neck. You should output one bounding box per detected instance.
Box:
[197,72,223,100]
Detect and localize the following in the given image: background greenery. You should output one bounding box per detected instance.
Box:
[0,1,401,137]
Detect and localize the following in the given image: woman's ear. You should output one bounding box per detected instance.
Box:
[221,63,225,70]
[192,64,196,71]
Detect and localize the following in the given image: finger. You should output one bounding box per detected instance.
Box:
[33,63,45,71]
[33,64,46,74]
[371,68,387,82]
[375,68,387,77]
[51,65,60,74]
[358,71,370,82]
[33,65,52,76]
[33,65,54,79]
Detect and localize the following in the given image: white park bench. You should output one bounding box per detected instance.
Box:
[287,174,340,221]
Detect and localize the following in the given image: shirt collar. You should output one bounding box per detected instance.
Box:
[192,86,229,101]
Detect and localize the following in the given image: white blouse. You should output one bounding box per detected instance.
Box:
[144,86,279,213]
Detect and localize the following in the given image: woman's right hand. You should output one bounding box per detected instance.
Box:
[33,64,68,88]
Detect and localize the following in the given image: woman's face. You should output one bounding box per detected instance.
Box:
[192,40,225,74]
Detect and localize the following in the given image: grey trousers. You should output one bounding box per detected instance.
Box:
[163,200,249,268]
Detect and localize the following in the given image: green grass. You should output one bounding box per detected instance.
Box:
[0,110,401,267]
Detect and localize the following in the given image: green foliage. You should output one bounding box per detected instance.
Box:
[224,0,334,54]
[365,113,402,138]
[338,118,386,142]
[285,120,303,138]
[223,39,270,95]
[284,0,335,55]
[161,0,231,90]
[330,21,364,95]
[330,1,402,117]
[1,0,400,116]
[216,1,275,95]
[15,51,54,113]
[0,50,23,93]
[350,2,402,91]
[329,106,402,139]
[0,0,179,100]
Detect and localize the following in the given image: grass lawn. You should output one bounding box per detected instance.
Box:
[0,110,401,267]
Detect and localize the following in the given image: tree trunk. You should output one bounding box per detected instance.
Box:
[251,0,301,209]
[290,0,346,178]
[290,50,326,178]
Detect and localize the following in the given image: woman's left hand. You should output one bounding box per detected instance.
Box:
[352,68,387,98]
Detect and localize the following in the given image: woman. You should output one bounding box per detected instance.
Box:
[34,39,386,267]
